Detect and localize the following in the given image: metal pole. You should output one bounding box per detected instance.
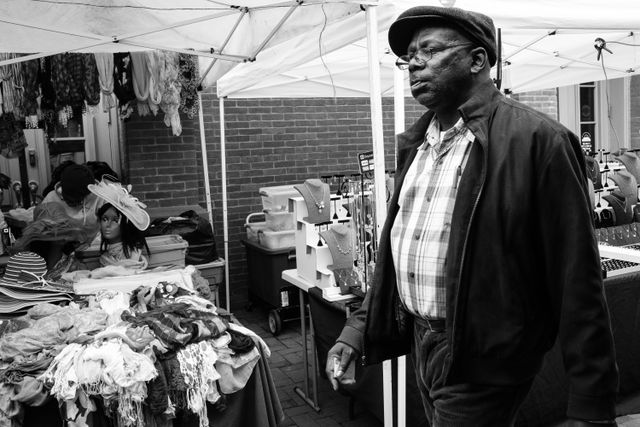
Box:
[365,5,392,427]
[218,96,231,312]
[394,64,407,427]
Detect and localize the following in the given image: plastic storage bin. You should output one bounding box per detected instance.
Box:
[76,234,188,270]
[241,237,298,335]
[259,185,300,212]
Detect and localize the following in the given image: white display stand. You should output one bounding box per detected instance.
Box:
[290,194,354,301]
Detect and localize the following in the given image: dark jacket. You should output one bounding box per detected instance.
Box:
[337,80,618,420]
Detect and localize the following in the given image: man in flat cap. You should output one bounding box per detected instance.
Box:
[326,5,618,426]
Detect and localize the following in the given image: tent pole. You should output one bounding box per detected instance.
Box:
[197,92,215,247]
[365,5,392,427]
[219,96,231,313]
[197,92,226,312]
[393,65,406,427]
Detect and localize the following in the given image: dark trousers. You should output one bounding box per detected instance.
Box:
[410,318,534,427]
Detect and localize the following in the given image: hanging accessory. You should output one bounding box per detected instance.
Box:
[304,180,326,213]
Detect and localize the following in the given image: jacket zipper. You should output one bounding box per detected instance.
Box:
[448,141,485,380]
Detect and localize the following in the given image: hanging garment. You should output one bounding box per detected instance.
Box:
[50,54,71,111]
[178,54,199,119]
[159,51,182,136]
[94,52,116,110]
[147,50,163,116]
[113,53,136,119]
[0,53,25,119]
[83,54,100,107]
[21,59,40,117]
[39,57,56,112]
[130,52,151,116]
[65,53,86,115]
[0,112,27,158]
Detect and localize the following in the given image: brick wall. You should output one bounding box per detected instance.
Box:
[125,88,561,310]
[511,89,559,120]
[126,93,424,309]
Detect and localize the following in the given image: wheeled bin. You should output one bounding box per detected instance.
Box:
[241,237,299,335]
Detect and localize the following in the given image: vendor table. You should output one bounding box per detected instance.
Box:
[20,312,284,427]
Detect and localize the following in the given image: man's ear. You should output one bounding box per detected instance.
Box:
[469,47,489,73]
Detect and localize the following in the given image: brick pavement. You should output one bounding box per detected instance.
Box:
[233,306,383,427]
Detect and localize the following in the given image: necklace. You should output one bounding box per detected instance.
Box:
[330,229,351,255]
[304,181,326,212]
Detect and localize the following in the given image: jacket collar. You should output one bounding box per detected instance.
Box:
[397,79,502,153]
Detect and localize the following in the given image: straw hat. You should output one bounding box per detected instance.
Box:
[2,251,47,284]
[88,177,150,231]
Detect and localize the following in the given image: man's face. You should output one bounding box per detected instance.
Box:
[406,26,473,110]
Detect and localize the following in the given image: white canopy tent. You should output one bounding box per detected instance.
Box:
[218,0,640,97]
[216,1,640,426]
[0,0,376,312]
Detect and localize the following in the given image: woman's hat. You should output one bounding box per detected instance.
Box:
[88,176,150,231]
[2,251,47,283]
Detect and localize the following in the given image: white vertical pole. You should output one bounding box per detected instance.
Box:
[197,93,215,238]
[218,96,231,312]
[394,65,406,427]
[199,92,230,312]
[365,5,392,427]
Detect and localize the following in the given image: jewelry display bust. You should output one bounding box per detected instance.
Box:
[320,224,354,270]
[294,179,331,224]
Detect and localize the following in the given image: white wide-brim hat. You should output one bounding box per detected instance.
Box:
[88,176,150,231]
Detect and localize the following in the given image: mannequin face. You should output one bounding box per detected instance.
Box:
[100,206,122,243]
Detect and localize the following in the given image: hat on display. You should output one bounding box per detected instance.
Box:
[60,164,95,205]
[2,251,47,284]
[88,176,150,231]
[614,150,640,184]
[388,5,497,66]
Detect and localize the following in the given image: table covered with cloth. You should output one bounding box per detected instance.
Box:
[19,339,283,427]
[0,288,284,427]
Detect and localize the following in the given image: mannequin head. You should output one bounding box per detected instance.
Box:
[97,202,148,258]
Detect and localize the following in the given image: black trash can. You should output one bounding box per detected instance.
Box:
[241,238,299,335]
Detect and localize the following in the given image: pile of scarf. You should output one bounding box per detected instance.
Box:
[0,280,267,427]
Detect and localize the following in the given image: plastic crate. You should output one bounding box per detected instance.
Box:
[76,234,188,269]
[259,185,299,212]
[194,258,225,306]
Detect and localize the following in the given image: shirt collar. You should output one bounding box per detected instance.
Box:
[419,116,467,152]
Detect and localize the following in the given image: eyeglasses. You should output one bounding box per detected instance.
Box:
[395,43,474,70]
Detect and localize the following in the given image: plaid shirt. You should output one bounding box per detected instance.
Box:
[390,117,474,319]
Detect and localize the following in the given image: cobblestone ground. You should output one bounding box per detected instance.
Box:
[233,305,383,427]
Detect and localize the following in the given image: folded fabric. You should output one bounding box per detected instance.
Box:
[11,376,49,406]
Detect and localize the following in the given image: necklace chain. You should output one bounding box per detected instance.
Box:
[330,229,351,255]
[304,181,326,212]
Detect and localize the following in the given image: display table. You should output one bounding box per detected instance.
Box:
[17,311,284,427]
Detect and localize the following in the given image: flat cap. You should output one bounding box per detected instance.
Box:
[388,5,497,67]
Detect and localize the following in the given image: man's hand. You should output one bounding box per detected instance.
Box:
[325,342,358,391]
